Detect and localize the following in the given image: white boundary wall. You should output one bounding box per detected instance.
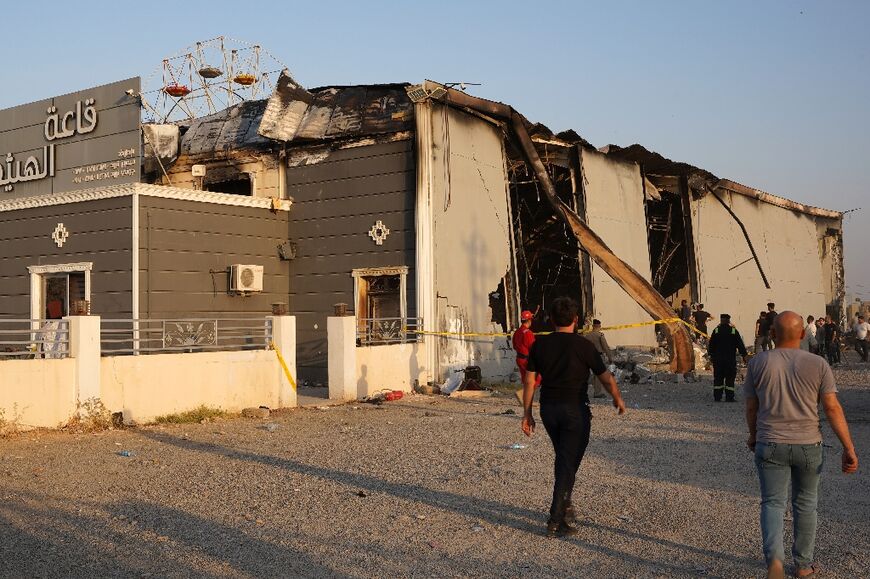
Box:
[328,316,424,400]
[0,358,77,429]
[0,315,297,429]
[101,350,284,424]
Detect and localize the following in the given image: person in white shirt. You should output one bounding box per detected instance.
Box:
[801,315,818,353]
[854,315,869,362]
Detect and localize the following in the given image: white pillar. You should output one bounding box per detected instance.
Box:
[269,315,297,408]
[328,316,357,401]
[66,315,101,405]
[414,100,437,385]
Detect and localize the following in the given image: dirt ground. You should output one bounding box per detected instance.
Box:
[1,360,868,578]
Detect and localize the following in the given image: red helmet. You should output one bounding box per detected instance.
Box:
[521,310,534,321]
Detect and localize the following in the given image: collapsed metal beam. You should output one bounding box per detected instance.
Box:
[710,190,771,289]
[420,82,694,372]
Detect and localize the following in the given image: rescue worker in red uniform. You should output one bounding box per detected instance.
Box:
[513,310,542,403]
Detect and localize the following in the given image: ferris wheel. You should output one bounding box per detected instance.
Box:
[141,36,287,124]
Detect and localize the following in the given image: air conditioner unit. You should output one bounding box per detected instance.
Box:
[229,264,264,293]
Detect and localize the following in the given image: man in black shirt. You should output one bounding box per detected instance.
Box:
[693,304,712,339]
[762,302,777,351]
[824,315,840,365]
[521,297,626,537]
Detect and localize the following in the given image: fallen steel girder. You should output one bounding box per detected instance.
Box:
[709,190,771,289]
[422,83,694,372]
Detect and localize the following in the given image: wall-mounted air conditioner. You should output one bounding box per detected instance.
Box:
[229,264,264,293]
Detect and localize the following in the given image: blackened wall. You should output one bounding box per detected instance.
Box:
[138,196,291,318]
[0,197,133,317]
[286,139,416,383]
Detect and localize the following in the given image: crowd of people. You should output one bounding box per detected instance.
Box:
[510,298,862,578]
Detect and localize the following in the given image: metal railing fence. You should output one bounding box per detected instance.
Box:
[356,317,423,346]
[100,317,273,355]
[0,319,70,359]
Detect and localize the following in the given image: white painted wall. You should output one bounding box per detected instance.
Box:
[0,358,77,428]
[328,316,358,401]
[426,104,516,381]
[101,350,282,424]
[1,315,298,428]
[691,190,827,341]
[356,342,425,397]
[581,149,657,347]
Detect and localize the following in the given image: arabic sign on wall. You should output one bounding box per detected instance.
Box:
[0,77,141,199]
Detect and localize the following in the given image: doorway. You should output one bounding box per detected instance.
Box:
[28,263,92,320]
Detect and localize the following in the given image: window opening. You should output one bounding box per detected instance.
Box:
[205,174,252,196]
[352,266,411,345]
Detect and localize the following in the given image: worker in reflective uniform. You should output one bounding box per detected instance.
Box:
[707,313,748,402]
[513,310,542,404]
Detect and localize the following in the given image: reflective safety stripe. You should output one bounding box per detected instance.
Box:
[724,385,736,392]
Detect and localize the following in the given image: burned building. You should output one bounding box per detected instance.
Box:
[142,72,843,384]
[1,66,843,388]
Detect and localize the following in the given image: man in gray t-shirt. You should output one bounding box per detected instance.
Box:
[744,349,836,444]
[744,311,858,579]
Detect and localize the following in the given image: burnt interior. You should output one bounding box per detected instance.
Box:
[508,161,584,329]
[646,189,692,302]
[205,174,252,196]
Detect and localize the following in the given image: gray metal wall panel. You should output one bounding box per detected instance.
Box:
[0,197,133,318]
[138,196,291,319]
[286,139,416,382]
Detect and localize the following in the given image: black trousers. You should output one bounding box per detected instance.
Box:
[540,401,591,523]
[826,341,840,364]
[713,364,737,401]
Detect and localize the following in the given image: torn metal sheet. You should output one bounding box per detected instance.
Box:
[258,70,314,142]
[180,100,273,157]
[257,70,414,144]
[142,124,179,176]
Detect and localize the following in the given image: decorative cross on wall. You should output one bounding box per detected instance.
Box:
[368,220,391,246]
[52,223,69,248]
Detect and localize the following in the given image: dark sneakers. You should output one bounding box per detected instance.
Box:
[564,503,577,526]
[546,502,580,537]
[546,520,579,538]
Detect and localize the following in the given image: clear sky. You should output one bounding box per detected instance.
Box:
[4,1,868,300]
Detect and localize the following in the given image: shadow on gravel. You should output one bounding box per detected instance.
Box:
[105,502,348,578]
[138,430,542,533]
[137,430,759,576]
[0,497,190,578]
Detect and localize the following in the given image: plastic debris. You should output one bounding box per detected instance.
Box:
[440,373,463,395]
[472,524,485,532]
[118,450,133,457]
[508,443,527,450]
[261,423,280,432]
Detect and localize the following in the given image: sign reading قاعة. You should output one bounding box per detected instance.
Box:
[0,77,141,200]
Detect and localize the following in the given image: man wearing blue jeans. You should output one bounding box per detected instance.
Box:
[744,311,859,578]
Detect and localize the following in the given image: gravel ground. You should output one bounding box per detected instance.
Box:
[1,363,868,578]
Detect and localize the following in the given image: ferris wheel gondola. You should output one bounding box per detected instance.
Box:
[142,36,287,124]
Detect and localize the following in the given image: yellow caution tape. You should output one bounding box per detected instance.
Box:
[270,341,297,391]
[405,316,710,340]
